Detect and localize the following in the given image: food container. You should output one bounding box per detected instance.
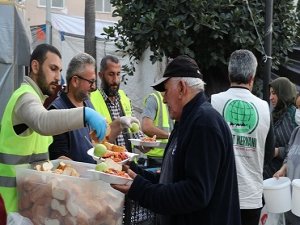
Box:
[292,179,300,216]
[16,160,124,225]
[263,177,291,213]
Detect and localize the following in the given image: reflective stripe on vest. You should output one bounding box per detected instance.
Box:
[0,176,16,187]
[145,92,171,157]
[0,84,52,212]
[0,152,49,165]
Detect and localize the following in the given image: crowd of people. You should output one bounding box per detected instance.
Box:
[1,43,300,225]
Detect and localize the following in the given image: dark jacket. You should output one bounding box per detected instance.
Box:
[48,91,96,164]
[264,105,297,179]
[128,92,241,225]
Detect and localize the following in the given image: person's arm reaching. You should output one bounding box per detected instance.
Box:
[118,116,140,130]
[142,94,169,139]
[273,163,287,178]
[84,107,107,141]
[142,117,169,139]
[14,93,107,141]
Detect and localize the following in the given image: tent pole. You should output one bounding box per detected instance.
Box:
[263,0,273,103]
[46,0,51,44]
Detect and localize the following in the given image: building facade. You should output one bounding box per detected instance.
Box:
[19,0,116,26]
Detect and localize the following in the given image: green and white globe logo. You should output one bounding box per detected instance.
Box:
[223,99,259,134]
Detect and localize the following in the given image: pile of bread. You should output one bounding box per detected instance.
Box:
[17,161,124,225]
[34,161,80,177]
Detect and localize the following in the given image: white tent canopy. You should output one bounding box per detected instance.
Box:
[51,13,115,39]
[51,13,166,118]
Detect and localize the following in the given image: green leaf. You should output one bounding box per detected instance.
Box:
[103,0,300,83]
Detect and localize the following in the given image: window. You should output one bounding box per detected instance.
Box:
[38,0,64,9]
[96,0,112,13]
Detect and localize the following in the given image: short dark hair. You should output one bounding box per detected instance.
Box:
[30,44,61,72]
[100,55,119,72]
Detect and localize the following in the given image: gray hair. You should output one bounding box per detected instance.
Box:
[66,53,95,84]
[100,55,119,72]
[228,49,257,84]
[172,77,205,92]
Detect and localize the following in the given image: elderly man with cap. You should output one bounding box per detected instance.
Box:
[112,55,241,225]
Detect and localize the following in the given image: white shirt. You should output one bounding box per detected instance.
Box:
[211,87,271,209]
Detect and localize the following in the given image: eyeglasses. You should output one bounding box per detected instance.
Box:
[74,75,96,89]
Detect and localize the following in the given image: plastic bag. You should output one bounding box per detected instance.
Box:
[7,212,33,225]
[259,206,285,225]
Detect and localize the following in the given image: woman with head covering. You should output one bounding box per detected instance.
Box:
[273,87,300,225]
[263,77,298,179]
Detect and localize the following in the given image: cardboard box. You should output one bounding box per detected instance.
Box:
[16,160,124,225]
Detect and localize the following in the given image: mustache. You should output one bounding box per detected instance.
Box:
[50,81,60,86]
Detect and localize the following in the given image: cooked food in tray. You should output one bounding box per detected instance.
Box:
[88,159,132,184]
[141,135,157,142]
[129,135,161,147]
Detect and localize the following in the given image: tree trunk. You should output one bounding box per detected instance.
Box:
[84,0,96,59]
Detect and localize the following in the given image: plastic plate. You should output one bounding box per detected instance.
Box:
[128,139,161,147]
[87,169,133,185]
[87,148,138,164]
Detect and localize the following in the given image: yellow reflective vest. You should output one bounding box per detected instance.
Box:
[145,91,173,158]
[90,89,132,122]
[0,84,52,212]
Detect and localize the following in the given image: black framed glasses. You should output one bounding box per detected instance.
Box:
[74,75,97,89]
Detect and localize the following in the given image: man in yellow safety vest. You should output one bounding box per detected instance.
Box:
[90,55,141,152]
[142,91,174,167]
[0,44,107,213]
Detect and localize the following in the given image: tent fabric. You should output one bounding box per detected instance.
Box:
[51,13,166,118]
[0,3,31,120]
[0,4,31,65]
[0,5,14,63]
[51,13,115,38]
[31,24,46,49]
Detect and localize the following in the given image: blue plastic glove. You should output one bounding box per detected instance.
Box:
[84,107,107,141]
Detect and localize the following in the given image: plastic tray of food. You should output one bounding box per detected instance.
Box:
[16,160,125,225]
[87,148,138,164]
